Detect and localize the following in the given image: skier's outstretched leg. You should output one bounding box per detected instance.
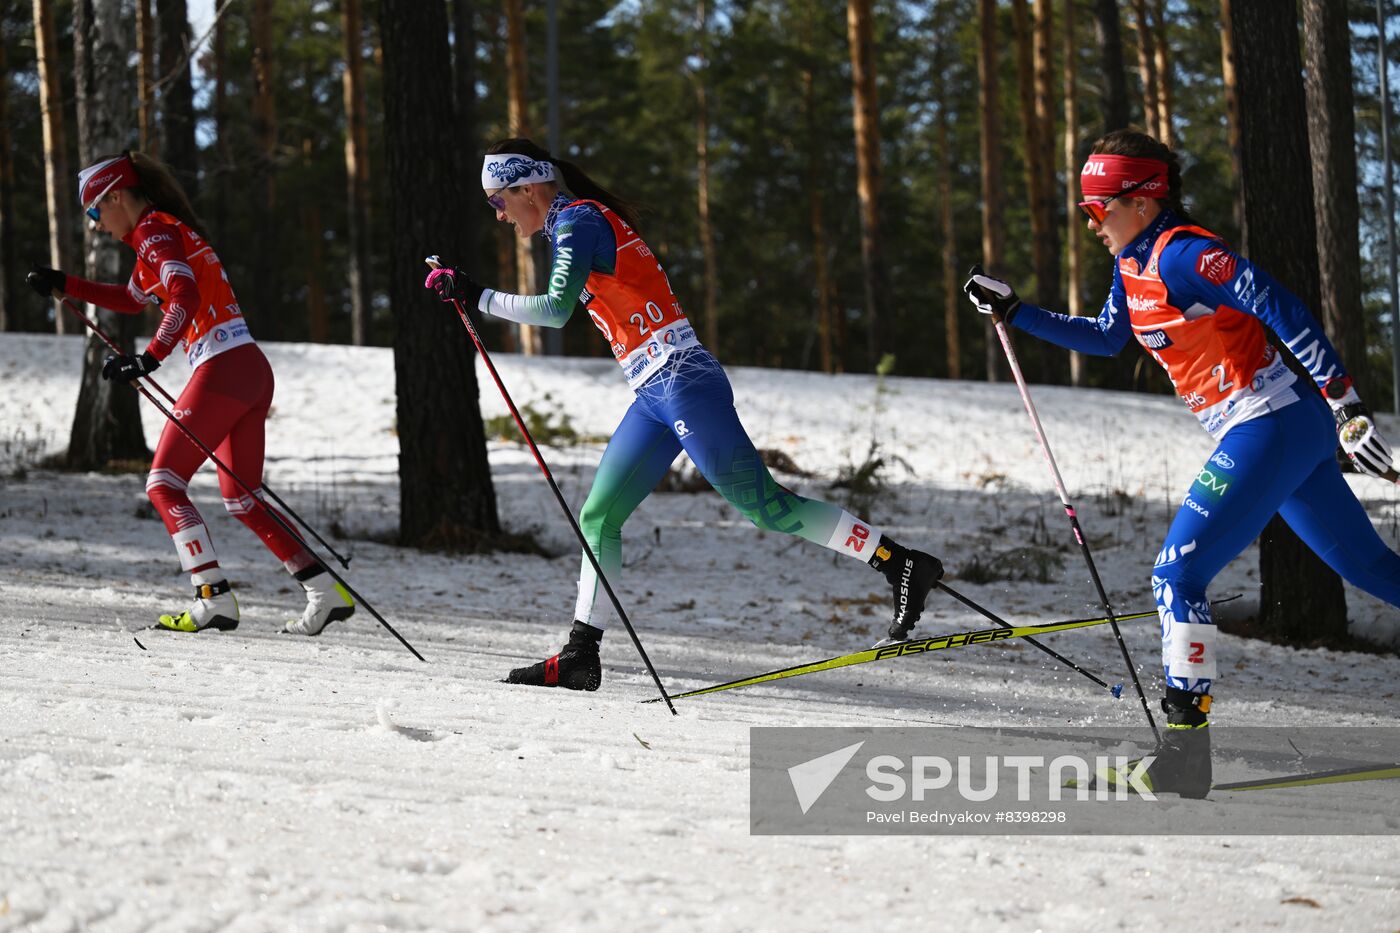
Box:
[657,350,943,644]
[205,350,355,636]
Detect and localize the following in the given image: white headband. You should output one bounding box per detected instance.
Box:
[481,153,556,191]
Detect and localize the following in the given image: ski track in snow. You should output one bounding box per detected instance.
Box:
[2,333,1399,931]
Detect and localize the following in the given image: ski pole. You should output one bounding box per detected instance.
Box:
[935,582,1116,692]
[54,293,424,662]
[54,296,352,570]
[425,256,676,714]
[971,265,1160,743]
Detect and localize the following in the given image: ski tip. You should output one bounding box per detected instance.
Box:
[1111,682,1123,698]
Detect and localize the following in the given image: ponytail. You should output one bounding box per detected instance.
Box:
[485,138,640,230]
[127,150,207,237]
[552,157,640,230]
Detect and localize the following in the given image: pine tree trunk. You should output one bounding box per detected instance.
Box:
[1302,0,1367,395]
[978,0,1004,382]
[1150,0,1171,142]
[1220,0,1245,243]
[156,0,198,196]
[251,0,278,340]
[212,4,228,238]
[1130,0,1159,134]
[68,0,148,469]
[1064,0,1084,386]
[303,137,327,343]
[1228,0,1347,641]
[695,0,720,354]
[343,0,373,346]
[1032,0,1061,378]
[1092,0,1130,132]
[452,0,478,139]
[1012,0,1043,272]
[937,57,959,381]
[451,0,478,321]
[847,0,885,371]
[801,4,835,375]
[504,0,539,356]
[380,0,501,548]
[33,0,73,335]
[136,0,155,153]
[0,31,17,332]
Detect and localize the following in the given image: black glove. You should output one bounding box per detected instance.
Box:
[26,265,66,298]
[963,265,1022,324]
[424,266,485,308]
[101,351,160,384]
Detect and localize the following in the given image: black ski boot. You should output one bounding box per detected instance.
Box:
[868,536,944,645]
[1141,688,1213,798]
[504,622,603,691]
[1086,688,1212,798]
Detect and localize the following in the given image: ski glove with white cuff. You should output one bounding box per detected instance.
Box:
[424,266,485,309]
[962,267,1022,324]
[1325,377,1394,478]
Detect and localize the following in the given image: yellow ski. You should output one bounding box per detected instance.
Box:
[653,608,1157,702]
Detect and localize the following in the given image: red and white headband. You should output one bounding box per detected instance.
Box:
[1079,154,1168,199]
[77,154,140,206]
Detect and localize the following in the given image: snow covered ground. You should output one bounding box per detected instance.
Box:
[2,332,1398,931]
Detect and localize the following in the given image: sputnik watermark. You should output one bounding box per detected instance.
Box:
[751,726,1400,835]
[787,747,1153,816]
[863,754,1155,802]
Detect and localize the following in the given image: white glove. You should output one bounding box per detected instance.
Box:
[1325,377,1394,478]
[962,266,1022,323]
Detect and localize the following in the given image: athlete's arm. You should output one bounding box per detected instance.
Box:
[1158,237,1350,388]
[1009,269,1134,357]
[478,206,615,328]
[61,275,148,315]
[133,218,202,361]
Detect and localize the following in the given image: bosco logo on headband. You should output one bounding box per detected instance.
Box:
[77,153,140,207]
[1080,154,1168,199]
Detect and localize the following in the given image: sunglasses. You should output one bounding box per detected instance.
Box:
[84,176,124,222]
[486,189,507,211]
[1077,174,1160,224]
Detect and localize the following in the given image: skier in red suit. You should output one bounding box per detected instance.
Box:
[28,151,354,635]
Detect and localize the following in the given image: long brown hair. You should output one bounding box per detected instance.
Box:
[110,150,207,237]
[1090,129,1192,221]
[486,138,640,230]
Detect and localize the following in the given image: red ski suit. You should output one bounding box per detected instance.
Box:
[65,208,306,571]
